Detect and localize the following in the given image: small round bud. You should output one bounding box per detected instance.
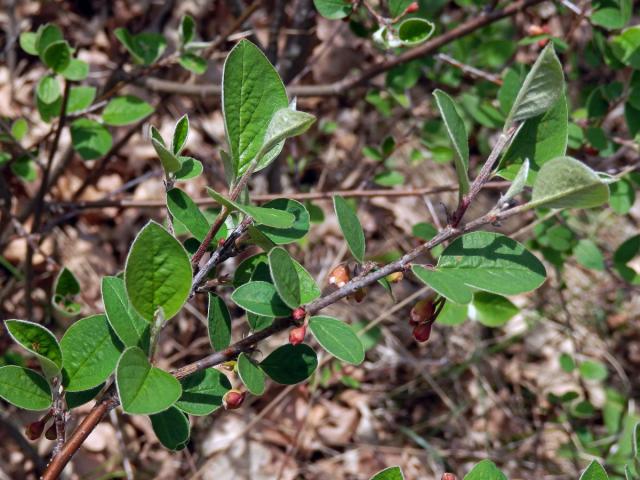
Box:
[386,272,403,284]
[217,238,226,247]
[441,474,457,480]
[292,307,306,322]
[528,25,546,36]
[289,325,306,345]
[221,360,237,371]
[410,299,435,325]
[25,420,45,440]
[412,322,432,343]
[404,1,419,13]
[328,265,350,288]
[351,287,366,303]
[223,390,245,410]
[45,424,57,441]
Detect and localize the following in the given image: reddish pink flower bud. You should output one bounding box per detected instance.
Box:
[25,420,46,440]
[441,474,457,480]
[405,1,419,13]
[292,307,306,322]
[410,299,435,325]
[223,390,245,410]
[412,322,432,343]
[289,325,307,345]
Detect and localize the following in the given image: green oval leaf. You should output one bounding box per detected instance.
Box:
[150,407,190,450]
[308,316,365,365]
[35,24,63,58]
[260,344,318,385]
[417,232,546,299]
[268,247,302,308]
[412,266,474,304]
[114,28,167,66]
[222,40,288,176]
[175,368,231,416]
[5,319,62,376]
[531,157,610,209]
[61,59,89,81]
[66,383,104,409]
[42,40,71,73]
[67,86,97,114]
[172,115,189,155]
[60,314,123,392]
[397,18,435,46]
[116,347,182,415]
[36,74,61,104]
[124,221,192,322]
[19,31,38,55]
[102,95,154,126]
[471,292,519,327]
[333,195,365,263]
[574,239,605,271]
[370,466,404,480]
[237,352,266,396]
[206,187,295,228]
[579,460,610,480]
[463,460,507,480]
[179,53,207,74]
[579,359,608,381]
[231,281,292,317]
[102,276,150,352]
[256,199,310,244]
[313,0,353,19]
[70,119,113,161]
[207,293,232,351]
[175,156,203,181]
[614,234,640,284]
[505,44,564,129]
[0,366,52,411]
[167,188,210,241]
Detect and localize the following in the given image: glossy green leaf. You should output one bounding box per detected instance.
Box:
[268,247,302,308]
[0,366,52,411]
[61,59,89,81]
[433,89,469,195]
[308,316,365,365]
[116,347,182,415]
[206,187,295,228]
[60,314,122,392]
[36,74,61,104]
[500,95,568,184]
[102,95,154,126]
[5,319,62,376]
[416,232,546,300]
[256,199,310,244]
[579,460,610,480]
[472,292,519,327]
[35,24,63,58]
[530,157,610,209]
[172,115,189,155]
[67,86,97,114]
[313,0,353,19]
[574,239,605,271]
[176,368,231,416]
[579,359,608,381]
[70,119,112,161]
[412,267,474,304]
[151,136,181,173]
[231,281,291,317]
[150,406,190,450]
[207,293,231,351]
[19,32,38,55]
[591,0,632,30]
[179,53,207,74]
[11,118,27,141]
[397,18,435,46]
[222,40,288,175]
[237,352,266,396]
[54,267,80,296]
[374,171,405,187]
[610,178,635,214]
[166,188,209,241]
[10,157,38,181]
[179,14,196,45]
[260,344,318,384]
[500,159,529,205]
[42,40,71,73]
[436,301,468,326]
[254,108,316,172]
[464,460,507,480]
[101,276,150,351]
[614,234,640,284]
[504,44,564,130]
[370,466,404,480]
[175,156,203,181]
[114,28,167,65]
[124,221,192,322]
[333,195,365,263]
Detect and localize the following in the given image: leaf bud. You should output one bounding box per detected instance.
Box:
[289,324,307,345]
[223,390,246,410]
